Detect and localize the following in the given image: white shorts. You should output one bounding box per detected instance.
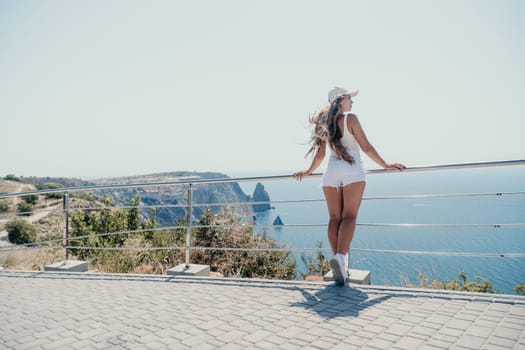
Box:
[322,157,366,188]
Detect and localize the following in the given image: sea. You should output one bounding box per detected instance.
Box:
[233,165,525,295]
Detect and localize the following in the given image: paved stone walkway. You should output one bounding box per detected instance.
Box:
[0,270,524,350]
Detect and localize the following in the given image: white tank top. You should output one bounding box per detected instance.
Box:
[329,113,362,161]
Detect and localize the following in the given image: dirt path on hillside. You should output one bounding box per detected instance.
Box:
[1,183,63,245]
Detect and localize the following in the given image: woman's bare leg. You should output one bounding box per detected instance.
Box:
[322,186,343,255]
[337,181,366,255]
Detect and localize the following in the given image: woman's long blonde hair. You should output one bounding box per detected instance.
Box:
[306,96,355,164]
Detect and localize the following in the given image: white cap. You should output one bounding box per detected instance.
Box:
[328,85,359,103]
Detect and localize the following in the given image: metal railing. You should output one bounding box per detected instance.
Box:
[1,159,524,268]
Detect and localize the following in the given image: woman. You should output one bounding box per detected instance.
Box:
[294,86,405,285]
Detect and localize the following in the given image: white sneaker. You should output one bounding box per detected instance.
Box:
[344,253,350,282]
[338,254,347,283]
[330,254,345,285]
[330,254,345,284]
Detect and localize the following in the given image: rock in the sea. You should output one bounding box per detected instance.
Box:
[273,215,283,226]
[252,182,271,212]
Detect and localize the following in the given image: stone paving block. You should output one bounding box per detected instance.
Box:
[492,326,523,340]
[307,325,330,337]
[263,334,287,345]
[14,335,36,345]
[474,318,500,328]
[420,301,445,312]
[278,326,305,339]
[455,312,479,322]
[342,334,370,347]
[144,340,169,349]
[365,337,393,349]
[15,338,50,350]
[502,319,525,331]
[310,339,336,349]
[361,323,386,335]
[412,325,437,337]
[254,319,275,330]
[353,329,377,342]
[297,333,318,343]
[370,315,400,328]
[279,342,303,350]
[288,338,310,347]
[440,327,465,337]
[385,323,413,336]
[218,323,237,332]
[481,344,514,350]
[183,334,212,347]
[217,330,247,343]
[426,337,453,349]
[185,326,208,337]
[393,336,425,349]
[455,335,487,349]
[219,343,245,350]
[377,332,401,344]
[275,319,296,328]
[41,336,78,350]
[244,329,274,344]
[425,313,452,326]
[487,336,516,348]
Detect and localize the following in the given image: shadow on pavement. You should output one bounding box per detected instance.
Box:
[291,284,394,318]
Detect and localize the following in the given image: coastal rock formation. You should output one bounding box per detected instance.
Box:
[273,215,283,226]
[16,171,252,226]
[252,183,271,212]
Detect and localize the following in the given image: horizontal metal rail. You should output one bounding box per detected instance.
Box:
[2,244,523,258]
[3,190,524,218]
[1,159,523,269]
[1,159,524,199]
[2,221,523,252]
[6,226,184,247]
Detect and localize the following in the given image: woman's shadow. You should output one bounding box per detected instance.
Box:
[290,284,393,319]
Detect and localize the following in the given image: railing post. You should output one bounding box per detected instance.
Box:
[63,192,70,261]
[184,184,193,268]
[45,190,87,272]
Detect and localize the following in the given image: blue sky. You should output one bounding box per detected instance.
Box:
[1,0,524,178]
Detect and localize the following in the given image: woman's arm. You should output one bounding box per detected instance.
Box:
[348,114,405,171]
[294,141,327,180]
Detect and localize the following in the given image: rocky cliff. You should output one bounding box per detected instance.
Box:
[17,171,251,226]
[252,183,271,212]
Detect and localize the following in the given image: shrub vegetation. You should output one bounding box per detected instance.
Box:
[22,194,38,205]
[0,199,9,213]
[6,218,38,244]
[36,183,64,199]
[408,270,494,293]
[4,174,20,182]
[16,202,33,216]
[68,196,296,278]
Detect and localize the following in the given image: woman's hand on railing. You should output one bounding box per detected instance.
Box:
[293,170,311,181]
[384,163,406,171]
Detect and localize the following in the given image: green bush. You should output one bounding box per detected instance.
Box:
[22,194,38,204]
[4,174,19,181]
[514,284,525,295]
[300,242,330,278]
[0,199,9,213]
[36,183,64,199]
[5,218,37,244]
[409,270,495,293]
[69,203,296,278]
[192,211,296,279]
[17,202,33,216]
